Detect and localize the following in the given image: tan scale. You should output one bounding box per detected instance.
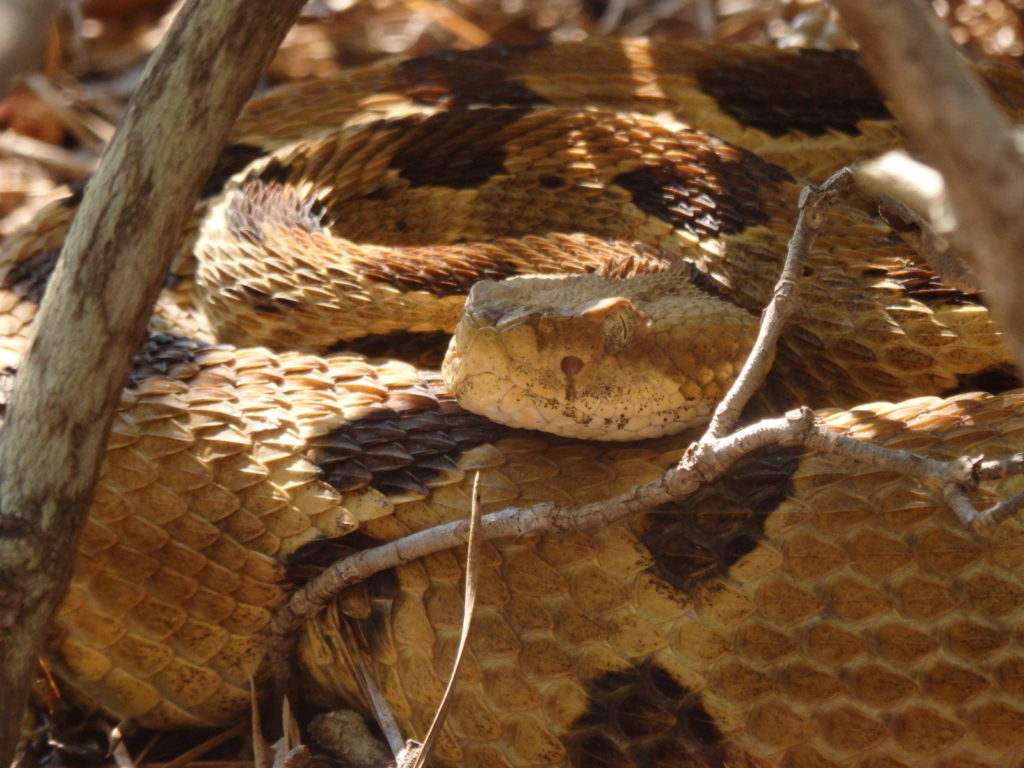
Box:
[52,340,455,725]
[0,38,1023,768]
[231,40,911,177]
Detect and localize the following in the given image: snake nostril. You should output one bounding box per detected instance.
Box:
[561,355,584,377]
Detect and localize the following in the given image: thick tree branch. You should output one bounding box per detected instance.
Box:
[0,0,305,761]
[829,0,1024,372]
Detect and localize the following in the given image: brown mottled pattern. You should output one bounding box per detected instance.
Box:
[613,140,794,238]
[394,42,552,109]
[202,143,267,197]
[307,373,503,497]
[0,243,61,370]
[5,38,1024,768]
[558,448,801,767]
[1,246,58,305]
[223,172,327,245]
[126,334,219,387]
[640,446,802,591]
[307,393,1024,768]
[694,48,891,137]
[334,330,452,368]
[388,108,533,189]
[43,342,521,727]
[567,659,727,768]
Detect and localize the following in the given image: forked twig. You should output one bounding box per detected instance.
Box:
[265,167,1024,718]
[704,167,853,438]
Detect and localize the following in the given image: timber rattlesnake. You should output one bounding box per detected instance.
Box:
[4,38,1024,768]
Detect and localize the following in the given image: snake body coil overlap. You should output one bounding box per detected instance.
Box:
[6,38,1024,768]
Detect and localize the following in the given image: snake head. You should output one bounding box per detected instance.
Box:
[442,267,760,440]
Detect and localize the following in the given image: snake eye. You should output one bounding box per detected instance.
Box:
[579,296,647,353]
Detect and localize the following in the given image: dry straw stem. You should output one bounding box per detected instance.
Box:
[266,170,1024,694]
[0,0,306,762]
[829,0,1024,373]
[402,473,484,768]
[23,73,116,151]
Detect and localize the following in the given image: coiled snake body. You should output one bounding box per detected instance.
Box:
[6,38,1024,768]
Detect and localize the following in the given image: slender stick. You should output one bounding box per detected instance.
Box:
[405,473,484,768]
[704,168,853,438]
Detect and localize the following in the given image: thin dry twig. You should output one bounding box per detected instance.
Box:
[400,0,492,47]
[268,398,1022,664]
[0,129,97,178]
[852,152,981,293]
[876,196,982,294]
[703,167,853,439]
[266,167,1024,686]
[353,653,407,758]
[260,160,1024,768]
[977,453,1024,479]
[156,724,248,768]
[270,698,310,768]
[971,489,1024,530]
[22,73,115,152]
[109,727,134,768]
[251,681,270,768]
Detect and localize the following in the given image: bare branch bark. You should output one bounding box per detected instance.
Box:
[828,0,1024,372]
[0,0,305,760]
[704,168,853,438]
